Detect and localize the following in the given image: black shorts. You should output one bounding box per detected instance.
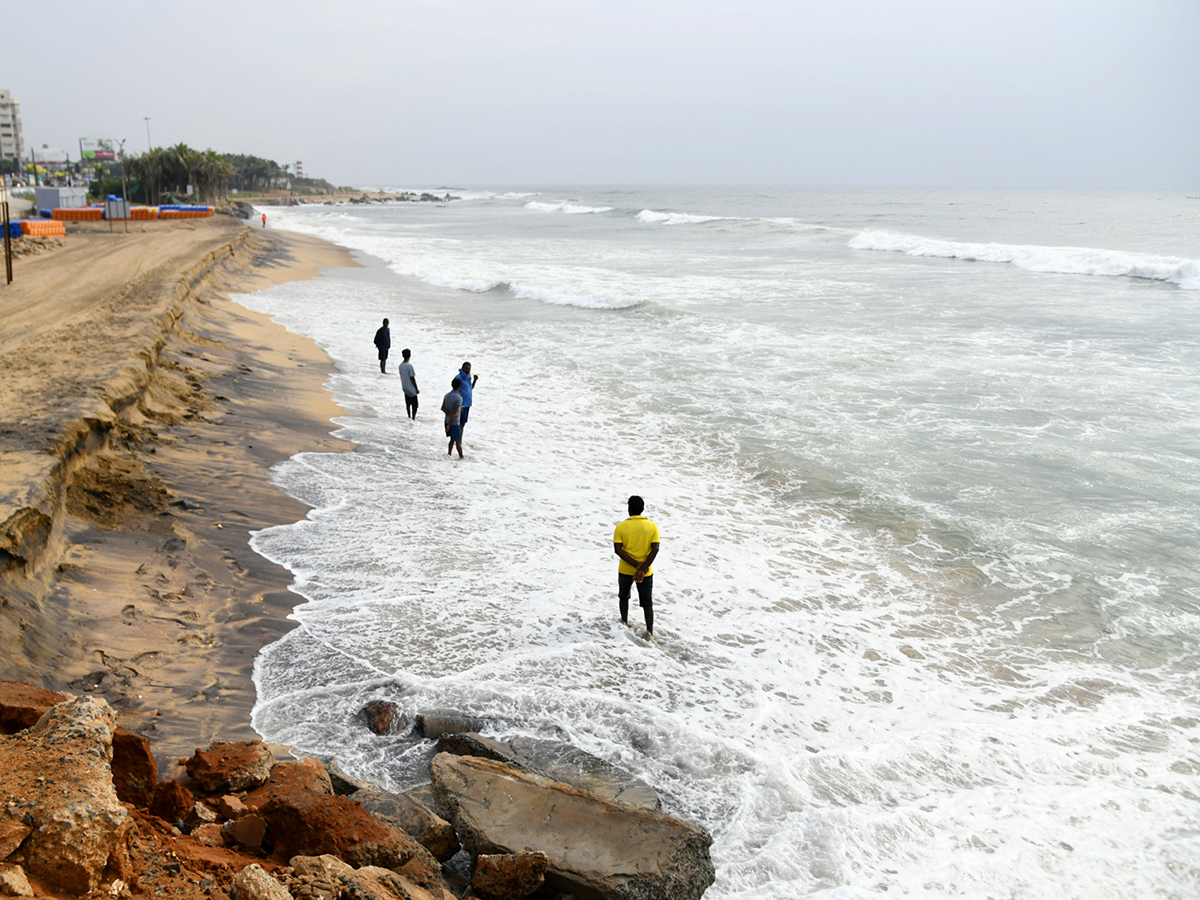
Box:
[618,573,653,608]
[404,392,418,411]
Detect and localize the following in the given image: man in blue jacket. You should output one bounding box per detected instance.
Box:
[456,361,479,431]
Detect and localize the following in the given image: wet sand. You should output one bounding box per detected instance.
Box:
[0,216,357,766]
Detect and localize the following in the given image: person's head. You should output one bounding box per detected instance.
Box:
[461,361,471,373]
[452,377,462,389]
[402,348,411,360]
[628,495,644,516]
[382,318,389,326]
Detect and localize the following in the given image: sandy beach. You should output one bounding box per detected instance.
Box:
[0,215,356,767]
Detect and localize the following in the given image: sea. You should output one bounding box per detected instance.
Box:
[237,188,1200,899]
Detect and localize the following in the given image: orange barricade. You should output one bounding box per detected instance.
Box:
[52,208,103,221]
[158,208,213,219]
[20,221,67,237]
[130,207,159,220]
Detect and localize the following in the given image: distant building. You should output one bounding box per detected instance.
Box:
[295,160,304,178]
[0,90,24,163]
[35,186,89,209]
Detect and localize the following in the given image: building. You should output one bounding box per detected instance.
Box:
[0,90,24,164]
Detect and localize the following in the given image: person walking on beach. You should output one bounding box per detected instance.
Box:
[398,348,419,419]
[261,212,266,228]
[613,495,660,639]
[456,361,478,432]
[442,377,464,459]
[373,318,391,374]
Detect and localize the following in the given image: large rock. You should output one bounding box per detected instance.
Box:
[438,732,660,810]
[149,779,194,824]
[0,681,68,734]
[354,784,459,861]
[415,711,486,740]
[183,740,275,793]
[259,791,421,869]
[0,696,130,894]
[431,753,715,900]
[286,855,452,900]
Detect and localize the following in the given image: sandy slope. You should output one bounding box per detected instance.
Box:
[0,216,357,766]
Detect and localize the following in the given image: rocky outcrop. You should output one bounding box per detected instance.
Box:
[285,854,454,900]
[431,753,715,900]
[0,696,130,894]
[244,756,333,807]
[415,711,486,739]
[149,778,194,824]
[232,863,291,900]
[183,739,274,792]
[438,731,661,810]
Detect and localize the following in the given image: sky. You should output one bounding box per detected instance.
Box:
[6,0,1198,189]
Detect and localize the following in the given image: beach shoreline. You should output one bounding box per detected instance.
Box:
[0,216,358,766]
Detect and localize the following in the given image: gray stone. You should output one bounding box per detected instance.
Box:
[431,753,714,900]
[415,712,486,739]
[436,732,660,810]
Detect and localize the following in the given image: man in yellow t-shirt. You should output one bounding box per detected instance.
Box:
[613,495,661,638]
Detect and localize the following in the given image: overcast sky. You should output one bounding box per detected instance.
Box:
[7,0,1198,189]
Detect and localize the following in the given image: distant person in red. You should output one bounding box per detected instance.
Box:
[261,212,266,228]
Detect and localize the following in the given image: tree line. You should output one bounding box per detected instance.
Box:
[120,145,295,204]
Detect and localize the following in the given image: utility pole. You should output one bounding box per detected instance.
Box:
[2,186,12,285]
[118,139,129,233]
[144,117,151,152]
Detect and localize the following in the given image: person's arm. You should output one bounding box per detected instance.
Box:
[441,399,450,415]
[412,376,419,394]
[635,543,659,577]
[472,375,478,387]
[613,542,643,569]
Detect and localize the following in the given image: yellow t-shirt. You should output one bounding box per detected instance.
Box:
[613,516,660,576]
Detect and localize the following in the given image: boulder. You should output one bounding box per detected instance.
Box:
[354,784,459,861]
[472,851,549,900]
[232,863,292,900]
[191,823,226,846]
[0,681,68,734]
[183,801,218,832]
[363,700,408,735]
[218,794,249,819]
[415,711,486,740]
[244,757,333,808]
[286,855,452,900]
[0,696,131,894]
[437,732,660,810]
[259,791,421,869]
[149,779,194,824]
[183,740,274,793]
[430,753,715,900]
[111,728,158,808]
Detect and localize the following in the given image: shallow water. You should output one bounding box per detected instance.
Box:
[238,188,1200,899]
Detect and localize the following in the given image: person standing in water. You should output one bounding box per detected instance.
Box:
[261,212,267,228]
[373,318,391,374]
[456,361,478,432]
[398,348,419,419]
[442,377,464,459]
[613,495,660,638]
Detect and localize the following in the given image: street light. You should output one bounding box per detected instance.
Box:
[144,117,151,151]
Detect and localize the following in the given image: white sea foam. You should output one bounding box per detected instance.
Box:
[525,200,613,214]
[242,192,1200,898]
[850,229,1200,289]
[637,208,727,225]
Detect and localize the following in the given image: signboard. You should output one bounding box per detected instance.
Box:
[33,148,68,165]
[80,138,116,161]
[104,198,129,220]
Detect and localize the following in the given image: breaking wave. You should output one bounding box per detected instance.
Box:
[850,230,1200,289]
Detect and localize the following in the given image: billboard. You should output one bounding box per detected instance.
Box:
[80,138,116,161]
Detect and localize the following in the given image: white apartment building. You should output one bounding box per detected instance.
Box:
[0,90,24,162]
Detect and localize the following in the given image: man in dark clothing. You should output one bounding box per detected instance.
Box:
[373,318,391,374]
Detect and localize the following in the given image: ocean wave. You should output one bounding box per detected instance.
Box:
[385,263,638,309]
[525,200,613,215]
[850,230,1200,290]
[636,209,727,226]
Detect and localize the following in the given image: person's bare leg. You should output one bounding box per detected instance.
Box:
[644,605,654,637]
[619,596,629,626]
[380,359,387,374]
[448,438,454,456]
[454,440,464,459]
